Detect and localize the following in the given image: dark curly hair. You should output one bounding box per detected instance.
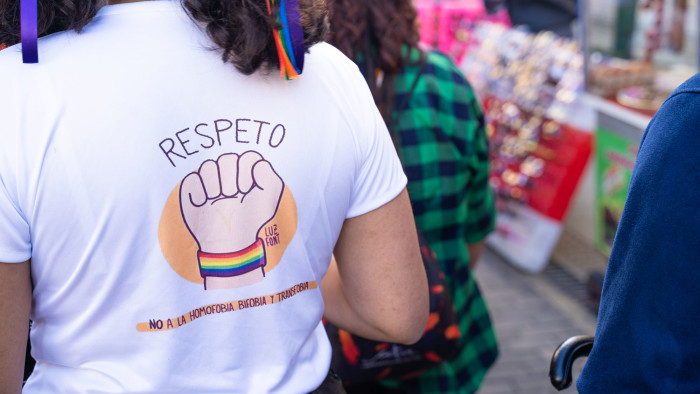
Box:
[0,0,100,44]
[183,0,329,74]
[0,0,328,74]
[327,0,420,120]
[328,0,419,74]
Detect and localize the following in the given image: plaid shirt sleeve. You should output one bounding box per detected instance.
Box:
[461,84,496,244]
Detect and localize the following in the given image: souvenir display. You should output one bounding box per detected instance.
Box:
[587,59,656,98]
[584,0,698,106]
[462,24,591,272]
[616,85,672,111]
[584,0,698,255]
[464,23,585,121]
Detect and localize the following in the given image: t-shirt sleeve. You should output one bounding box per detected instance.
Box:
[0,172,31,263]
[0,65,32,263]
[345,87,407,219]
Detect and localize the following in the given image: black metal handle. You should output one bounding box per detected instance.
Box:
[549,335,594,390]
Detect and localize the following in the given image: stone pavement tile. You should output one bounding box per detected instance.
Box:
[474,247,597,393]
[477,382,518,394]
[551,231,608,283]
[514,379,562,394]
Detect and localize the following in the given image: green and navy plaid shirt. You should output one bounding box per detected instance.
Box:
[386,49,498,393]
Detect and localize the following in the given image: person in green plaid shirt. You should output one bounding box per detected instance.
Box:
[329,0,498,392]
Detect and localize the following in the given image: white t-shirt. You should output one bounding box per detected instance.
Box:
[0,1,406,392]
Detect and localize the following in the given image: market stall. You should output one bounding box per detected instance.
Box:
[416,0,593,272]
[583,0,698,255]
[463,24,592,272]
[415,0,698,270]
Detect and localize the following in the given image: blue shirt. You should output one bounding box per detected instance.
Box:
[577,74,700,392]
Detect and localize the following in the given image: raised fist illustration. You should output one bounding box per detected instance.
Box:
[180,151,284,290]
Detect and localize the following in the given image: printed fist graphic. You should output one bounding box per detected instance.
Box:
[180,151,284,289]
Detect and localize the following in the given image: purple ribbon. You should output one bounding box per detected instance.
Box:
[284,0,304,72]
[20,0,39,63]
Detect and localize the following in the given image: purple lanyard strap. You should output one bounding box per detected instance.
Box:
[20,0,39,63]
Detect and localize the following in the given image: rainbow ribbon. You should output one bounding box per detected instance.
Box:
[265,0,305,79]
[198,239,267,278]
[20,0,38,63]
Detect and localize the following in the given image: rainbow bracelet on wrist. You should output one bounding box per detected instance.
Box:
[198,239,267,278]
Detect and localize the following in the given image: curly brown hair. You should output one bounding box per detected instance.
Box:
[327,0,420,121]
[183,0,329,74]
[0,0,328,74]
[0,0,100,45]
[327,0,420,76]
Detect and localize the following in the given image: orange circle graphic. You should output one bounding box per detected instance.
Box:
[158,184,298,284]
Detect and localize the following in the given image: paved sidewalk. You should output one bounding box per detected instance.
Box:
[474,241,600,394]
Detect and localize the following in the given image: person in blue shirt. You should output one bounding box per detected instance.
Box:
[577,73,700,392]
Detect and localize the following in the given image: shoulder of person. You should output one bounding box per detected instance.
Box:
[639,73,700,157]
[410,49,476,94]
[420,49,457,72]
[0,46,28,103]
[307,42,362,74]
[0,27,79,71]
[305,42,374,93]
[665,73,700,98]
[650,73,700,128]
[0,44,23,71]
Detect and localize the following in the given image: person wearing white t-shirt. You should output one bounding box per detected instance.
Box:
[0,0,429,392]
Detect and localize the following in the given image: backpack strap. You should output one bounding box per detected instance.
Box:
[389,52,428,132]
